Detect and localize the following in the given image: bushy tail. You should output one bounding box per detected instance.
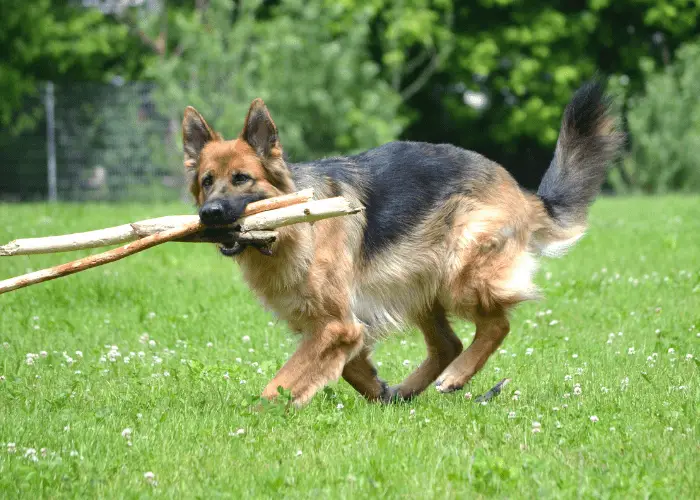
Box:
[533,80,624,257]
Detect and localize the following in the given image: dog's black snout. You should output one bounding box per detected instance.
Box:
[199,200,227,226]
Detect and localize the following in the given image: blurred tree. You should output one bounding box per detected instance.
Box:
[133,0,406,165]
[401,0,700,189]
[320,0,455,103]
[611,40,700,193]
[0,0,148,134]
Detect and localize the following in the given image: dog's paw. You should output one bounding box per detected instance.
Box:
[435,369,466,394]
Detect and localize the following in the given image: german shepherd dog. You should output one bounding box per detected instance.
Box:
[182,81,623,407]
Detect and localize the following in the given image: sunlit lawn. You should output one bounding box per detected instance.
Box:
[0,196,698,498]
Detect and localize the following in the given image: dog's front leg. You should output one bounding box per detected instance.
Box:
[261,321,363,407]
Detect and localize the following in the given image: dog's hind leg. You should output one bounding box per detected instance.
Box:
[389,303,463,400]
[435,312,509,393]
[341,347,392,402]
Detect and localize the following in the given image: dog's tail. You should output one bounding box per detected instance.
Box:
[531,80,624,257]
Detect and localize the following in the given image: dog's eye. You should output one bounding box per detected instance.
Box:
[201,176,213,189]
[232,173,252,185]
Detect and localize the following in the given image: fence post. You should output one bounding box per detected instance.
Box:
[45,81,57,202]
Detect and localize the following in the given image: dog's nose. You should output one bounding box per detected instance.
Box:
[199,200,226,226]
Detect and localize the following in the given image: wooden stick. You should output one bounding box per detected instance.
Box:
[0,189,313,256]
[0,222,203,295]
[175,230,278,246]
[0,197,362,295]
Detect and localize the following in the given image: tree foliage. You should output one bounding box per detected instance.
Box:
[404,0,700,188]
[611,41,700,193]
[0,0,146,133]
[137,0,407,163]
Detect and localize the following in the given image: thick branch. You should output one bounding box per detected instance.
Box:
[0,222,203,296]
[0,196,362,295]
[0,189,313,256]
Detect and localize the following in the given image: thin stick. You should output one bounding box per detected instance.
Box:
[0,197,362,295]
[0,189,314,256]
[175,230,278,246]
[0,222,203,295]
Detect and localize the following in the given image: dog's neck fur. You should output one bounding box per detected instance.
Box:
[234,223,315,328]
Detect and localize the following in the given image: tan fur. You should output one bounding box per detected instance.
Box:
[182,101,585,406]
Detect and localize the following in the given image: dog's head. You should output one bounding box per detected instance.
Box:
[182,99,294,227]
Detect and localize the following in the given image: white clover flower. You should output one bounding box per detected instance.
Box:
[242,335,251,343]
[148,340,156,348]
[685,353,694,361]
[564,375,572,381]
[589,415,599,423]
[508,411,516,419]
[464,392,472,400]
[627,347,635,355]
[668,348,676,355]
[206,342,213,348]
[525,347,534,356]
[296,450,303,457]
[144,471,156,483]
[121,428,132,439]
[7,442,16,453]
[402,359,410,366]
[39,351,48,358]
[223,372,230,381]
[75,351,83,358]
[163,371,170,377]
[572,353,579,359]
[336,403,344,410]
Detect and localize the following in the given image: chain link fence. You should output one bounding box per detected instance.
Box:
[0,81,187,203]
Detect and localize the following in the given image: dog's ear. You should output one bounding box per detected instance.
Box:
[240,98,280,158]
[183,107,217,199]
[183,106,217,171]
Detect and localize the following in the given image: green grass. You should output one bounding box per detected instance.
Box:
[0,197,698,498]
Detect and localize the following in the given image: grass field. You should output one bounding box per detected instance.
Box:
[0,196,698,498]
